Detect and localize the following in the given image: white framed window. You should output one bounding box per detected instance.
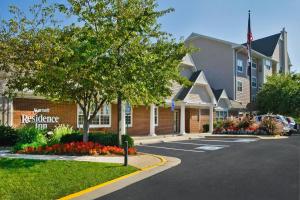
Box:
[154,106,158,126]
[100,104,111,127]
[237,81,243,92]
[251,76,257,88]
[77,104,111,128]
[252,62,257,69]
[125,103,133,127]
[265,60,271,70]
[237,59,243,73]
[216,110,228,121]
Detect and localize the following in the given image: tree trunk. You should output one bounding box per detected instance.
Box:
[83,120,90,142]
[117,94,122,147]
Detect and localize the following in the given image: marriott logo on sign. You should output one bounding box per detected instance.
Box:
[21,108,59,129]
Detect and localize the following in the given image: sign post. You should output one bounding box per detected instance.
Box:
[171,100,175,112]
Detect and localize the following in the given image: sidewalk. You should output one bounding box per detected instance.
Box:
[133,133,288,145]
[0,152,163,170]
[133,133,210,145]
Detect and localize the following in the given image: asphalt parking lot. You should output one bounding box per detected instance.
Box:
[99,136,300,200]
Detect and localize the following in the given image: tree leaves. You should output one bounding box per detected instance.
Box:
[256,74,300,116]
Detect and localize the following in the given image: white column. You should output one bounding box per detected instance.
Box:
[149,104,156,136]
[121,102,126,135]
[209,105,214,133]
[180,104,186,135]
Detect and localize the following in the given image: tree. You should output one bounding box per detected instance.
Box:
[0,0,190,144]
[256,74,300,117]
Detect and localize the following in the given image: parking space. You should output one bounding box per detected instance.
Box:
[138,138,259,153]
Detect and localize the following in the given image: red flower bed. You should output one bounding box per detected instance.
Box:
[17,142,137,156]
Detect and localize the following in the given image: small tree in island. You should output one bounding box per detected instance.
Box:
[0,0,190,144]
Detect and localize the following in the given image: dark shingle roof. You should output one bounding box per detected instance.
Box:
[176,70,201,100]
[212,88,224,101]
[243,33,281,57]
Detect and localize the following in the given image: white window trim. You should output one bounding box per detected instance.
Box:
[237,59,243,73]
[125,104,133,128]
[154,106,158,126]
[251,76,257,88]
[237,80,243,92]
[265,59,271,70]
[77,104,112,128]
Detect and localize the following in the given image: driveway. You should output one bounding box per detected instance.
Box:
[98,136,300,200]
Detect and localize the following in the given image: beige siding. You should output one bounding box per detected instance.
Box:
[186,85,211,103]
[186,37,235,99]
[236,76,250,106]
[180,66,193,79]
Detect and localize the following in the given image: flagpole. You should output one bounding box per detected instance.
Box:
[248,10,252,105]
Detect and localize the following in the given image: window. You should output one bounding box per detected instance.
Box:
[237,59,243,72]
[265,60,271,70]
[252,62,257,69]
[251,77,257,88]
[251,95,256,102]
[154,106,158,126]
[237,81,243,92]
[216,110,228,121]
[125,103,132,127]
[100,104,111,126]
[77,104,111,128]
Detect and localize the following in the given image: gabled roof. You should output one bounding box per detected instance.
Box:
[181,54,196,67]
[176,71,201,100]
[186,32,239,46]
[212,89,224,101]
[243,33,281,57]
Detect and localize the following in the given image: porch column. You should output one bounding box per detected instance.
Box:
[121,101,126,135]
[180,103,186,135]
[149,104,156,136]
[209,105,214,133]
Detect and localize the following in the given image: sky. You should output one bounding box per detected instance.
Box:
[1,0,299,73]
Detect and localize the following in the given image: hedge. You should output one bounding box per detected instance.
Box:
[0,125,18,146]
[60,132,134,147]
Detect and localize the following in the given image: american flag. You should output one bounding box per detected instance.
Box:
[247,10,253,76]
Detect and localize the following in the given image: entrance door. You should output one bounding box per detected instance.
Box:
[173,110,180,133]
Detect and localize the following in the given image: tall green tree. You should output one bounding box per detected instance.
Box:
[256,74,300,117]
[0,0,190,143]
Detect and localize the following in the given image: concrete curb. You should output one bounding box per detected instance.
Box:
[205,135,289,140]
[61,155,181,200]
[134,134,206,145]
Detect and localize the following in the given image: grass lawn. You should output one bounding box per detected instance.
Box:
[0,158,138,200]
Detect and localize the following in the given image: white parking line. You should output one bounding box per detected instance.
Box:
[199,139,258,143]
[166,141,229,147]
[139,145,205,153]
[194,146,225,151]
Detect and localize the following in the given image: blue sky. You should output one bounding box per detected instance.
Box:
[1,0,299,72]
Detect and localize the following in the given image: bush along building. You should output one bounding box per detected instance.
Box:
[0,29,292,136]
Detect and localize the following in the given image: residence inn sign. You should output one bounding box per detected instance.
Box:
[21,108,59,129]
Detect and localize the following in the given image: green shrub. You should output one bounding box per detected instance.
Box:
[48,124,73,145]
[14,126,47,151]
[61,132,134,147]
[0,125,18,146]
[203,124,209,133]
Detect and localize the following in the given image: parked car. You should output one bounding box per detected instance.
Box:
[286,117,300,134]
